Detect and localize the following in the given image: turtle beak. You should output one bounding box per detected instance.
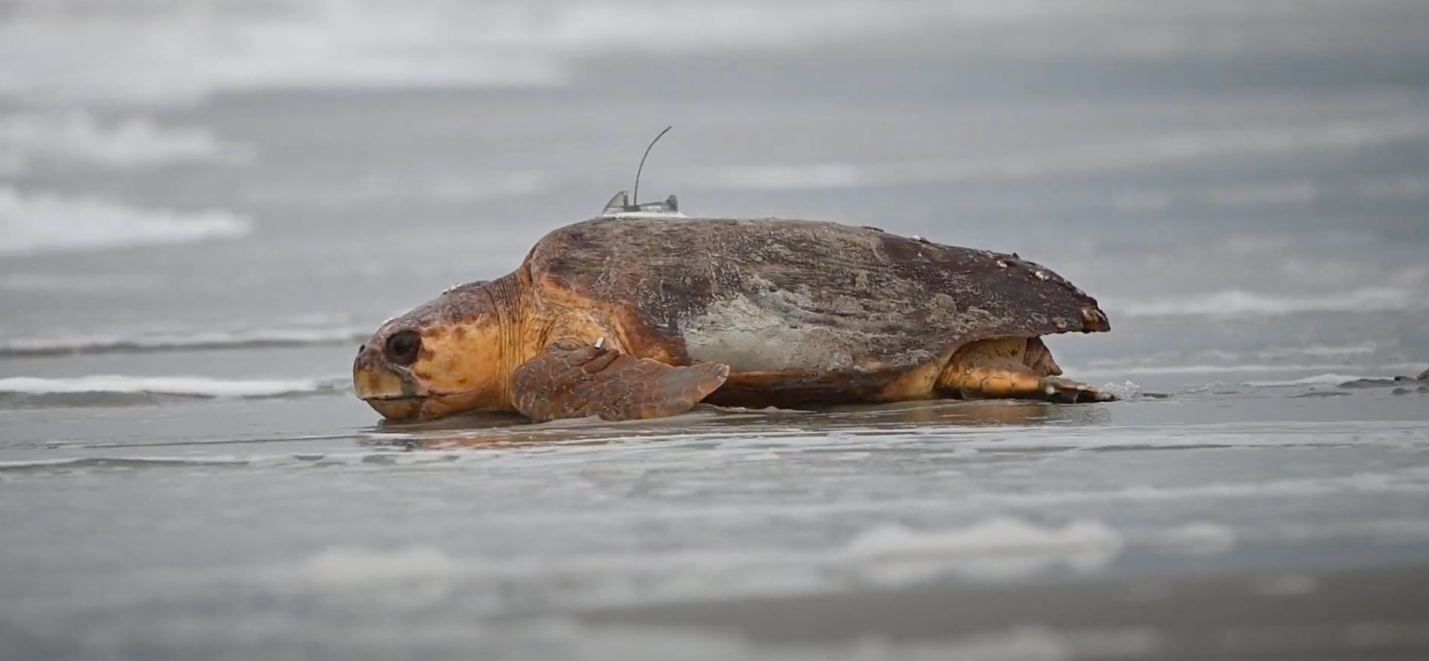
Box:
[353,343,425,420]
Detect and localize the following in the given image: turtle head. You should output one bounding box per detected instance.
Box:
[353,280,514,421]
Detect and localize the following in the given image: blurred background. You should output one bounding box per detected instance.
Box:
[4,2,1429,659]
[2,0,1427,382]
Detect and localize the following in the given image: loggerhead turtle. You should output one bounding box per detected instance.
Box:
[353,192,1114,423]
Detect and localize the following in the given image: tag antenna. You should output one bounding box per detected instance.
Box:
[632,125,672,207]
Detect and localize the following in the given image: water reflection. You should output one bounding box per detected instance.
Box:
[361,400,1115,451]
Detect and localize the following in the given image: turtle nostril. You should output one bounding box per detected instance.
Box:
[385,330,422,366]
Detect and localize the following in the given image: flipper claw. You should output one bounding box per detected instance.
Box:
[1040,376,1114,403]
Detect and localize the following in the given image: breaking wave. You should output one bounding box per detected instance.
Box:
[0,326,370,358]
[1244,374,1379,388]
[1068,343,1424,382]
[254,515,1128,598]
[2,0,1422,106]
[0,375,349,408]
[0,0,938,106]
[0,186,250,256]
[690,115,1429,191]
[1071,363,1428,381]
[0,456,250,473]
[841,518,1124,581]
[0,111,252,174]
[1111,286,1427,318]
[1244,373,1428,388]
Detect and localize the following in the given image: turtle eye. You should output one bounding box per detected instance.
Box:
[385,330,422,366]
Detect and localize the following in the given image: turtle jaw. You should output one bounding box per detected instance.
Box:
[353,343,431,420]
[361,394,426,421]
[353,369,426,421]
[359,391,489,422]
[352,349,486,422]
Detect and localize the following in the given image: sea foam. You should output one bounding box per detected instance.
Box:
[251,516,1129,600]
[0,326,369,358]
[0,111,252,174]
[842,518,1124,561]
[690,115,1429,192]
[0,186,250,256]
[0,375,346,399]
[0,0,931,105]
[1113,286,1426,318]
[1072,363,1428,379]
[2,0,1421,106]
[1244,374,1376,388]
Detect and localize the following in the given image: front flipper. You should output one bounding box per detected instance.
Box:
[944,365,1115,403]
[512,340,730,423]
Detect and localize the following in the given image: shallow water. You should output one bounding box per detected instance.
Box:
[3,1,1429,659]
[3,383,1429,659]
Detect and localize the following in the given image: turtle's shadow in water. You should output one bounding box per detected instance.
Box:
[358,399,1115,451]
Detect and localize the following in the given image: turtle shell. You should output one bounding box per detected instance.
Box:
[524,216,1108,400]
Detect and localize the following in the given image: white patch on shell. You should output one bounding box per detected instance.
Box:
[1034,270,1049,280]
[681,295,858,372]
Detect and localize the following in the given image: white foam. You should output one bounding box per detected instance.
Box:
[841,518,1124,581]
[1151,523,1237,554]
[1259,342,1381,359]
[296,546,467,587]
[0,1,558,106]
[0,0,947,106]
[1244,374,1369,387]
[0,326,368,357]
[0,375,339,398]
[236,516,1127,609]
[844,518,1123,559]
[1072,362,1427,379]
[2,1,1423,106]
[0,186,250,256]
[0,111,252,173]
[691,115,1429,191]
[0,456,248,471]
[1112,286,1426,318]
[1097,380,1144,400]
[978,469,1429,507]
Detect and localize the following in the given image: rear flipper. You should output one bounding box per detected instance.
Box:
[943,364,1114,403]
[512,339,729,422]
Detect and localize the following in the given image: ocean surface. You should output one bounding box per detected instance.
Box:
[3,1,1429,659]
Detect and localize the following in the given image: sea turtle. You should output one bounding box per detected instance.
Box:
[353,192,1115,423]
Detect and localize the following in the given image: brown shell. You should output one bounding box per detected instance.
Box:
[524,216,1108,388]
